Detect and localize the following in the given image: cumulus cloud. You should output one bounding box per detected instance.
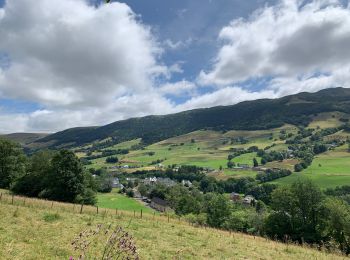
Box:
[199,0,350,92]
[2,0,350,133]
[0,0,165,108]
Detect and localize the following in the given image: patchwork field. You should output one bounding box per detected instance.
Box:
[0,195,346,260]
[87,125,297,171]
[76,115,350,189]
[276,145,350,188]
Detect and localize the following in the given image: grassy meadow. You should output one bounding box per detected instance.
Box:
[97,189,154,213]
[275,145,350,188]
[0,194,347,260]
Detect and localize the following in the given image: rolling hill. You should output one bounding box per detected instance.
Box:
[31,87,350,149]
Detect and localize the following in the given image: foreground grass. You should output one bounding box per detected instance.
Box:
[0,196,347,259]
[97,189,154,213]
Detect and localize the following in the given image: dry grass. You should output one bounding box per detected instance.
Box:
[0,193,347,259]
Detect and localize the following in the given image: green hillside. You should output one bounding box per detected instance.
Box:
[0,195,345,260]
[32,88,350,149]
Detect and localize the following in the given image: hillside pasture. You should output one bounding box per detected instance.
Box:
[275,145,350,188]
[307,112,348,129]
[97,189,153,213]
[87,126,296,171]
[0,194,346,260]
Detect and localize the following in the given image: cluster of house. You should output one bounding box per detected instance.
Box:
[146,192,256,213]
[142,177,192,187]
[230,192,256,206]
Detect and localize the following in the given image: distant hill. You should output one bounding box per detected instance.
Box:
[33,87,350,149]
[0,133,49,145]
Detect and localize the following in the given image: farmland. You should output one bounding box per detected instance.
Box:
[77,115,350,190]
[275,144,350,189]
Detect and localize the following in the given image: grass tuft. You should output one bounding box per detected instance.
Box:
[43,212,61,222]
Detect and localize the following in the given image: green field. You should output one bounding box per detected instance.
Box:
[97,189,154,213]
[276,145,350,188]
[0,195,345,259]
[80,119,350,188]
[88,126,296,171]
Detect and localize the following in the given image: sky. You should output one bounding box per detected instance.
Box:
[0,0,350,133]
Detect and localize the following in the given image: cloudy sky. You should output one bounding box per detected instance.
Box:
[0,0,350,133]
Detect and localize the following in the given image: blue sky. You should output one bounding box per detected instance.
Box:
[0,0,350,132]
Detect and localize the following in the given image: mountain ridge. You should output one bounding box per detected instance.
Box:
[18,87,350,149]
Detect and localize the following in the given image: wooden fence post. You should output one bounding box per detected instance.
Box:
[51,201,54,209]
[23,198,26,206]
[153,211,155,220]
[96,206,99,214]
[134,210,135,218]
[167,213,170,223]
[80,204,84,214]
[140,209,143,219]
[0,193,2,201]
[116,208,118,215]
[11,194,14,205]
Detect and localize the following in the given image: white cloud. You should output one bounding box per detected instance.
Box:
[2,0,350,133]
[0,0,165,108]
[164,38,193,50]
[177,86,277,111]
[168,63,184,74]
[159,80,197,97]
[199,0,350,91]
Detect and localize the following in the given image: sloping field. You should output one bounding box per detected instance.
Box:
[275,145,350,188]
[0,193,346,259]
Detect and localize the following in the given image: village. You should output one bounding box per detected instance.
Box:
[111,175,257,213]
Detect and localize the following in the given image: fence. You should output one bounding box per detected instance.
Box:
[0,192,181,225]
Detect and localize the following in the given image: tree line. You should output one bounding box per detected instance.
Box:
[0,138,97,205]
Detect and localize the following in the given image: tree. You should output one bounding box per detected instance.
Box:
[206,194,231,228]
[294,163,303,172]
[41,150,86,203]
[96,169,113,193]
[266,179,324,243]
[227,161,235,169]
[138,183,148,197]
[11,150,54,197]
[253,158,259,167]
[106,156,118,163]
[0,139,26,188]
[321,198,350,255]
[77,172,98,205]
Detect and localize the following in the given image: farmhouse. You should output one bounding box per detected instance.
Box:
[142,177,176,187]
[182,180,192,187]
[150,197,170,212]
[243,195,256,206]
[157,178,176,187]
[112,178,124,189]
[230,192,240,202]
[143,177,157,185]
